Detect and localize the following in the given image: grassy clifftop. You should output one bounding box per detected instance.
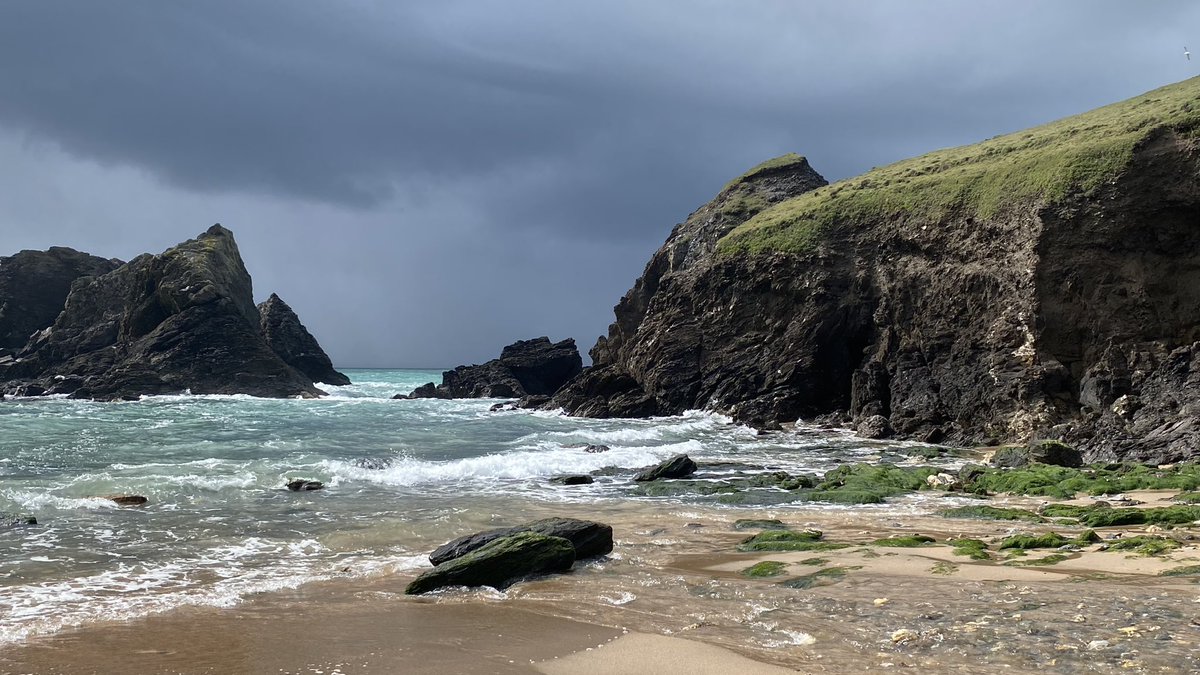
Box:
[720,77,1200,254]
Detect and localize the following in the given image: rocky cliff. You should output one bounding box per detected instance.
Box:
[555,78,1200,464]
[0,247,121,354]
[259,293,350,386]
[0,225,332,400]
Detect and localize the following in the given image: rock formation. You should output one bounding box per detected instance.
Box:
[554,78,1200,464]
[259,293,350,386]
[0,225,332,400]
[407,336,582,399]
[0,247,121,354]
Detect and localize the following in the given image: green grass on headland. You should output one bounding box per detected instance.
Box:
[719,77,1200,254]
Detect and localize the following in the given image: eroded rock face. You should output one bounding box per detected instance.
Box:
[409,337,582,399]
[258,293,350,386]
[554,134,1200,462]
[0,247,121,352]
[1,225,324,400]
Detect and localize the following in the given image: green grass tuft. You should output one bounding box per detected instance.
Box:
[719,77,1200,254]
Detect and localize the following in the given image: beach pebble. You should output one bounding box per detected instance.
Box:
[890,629,918,645]
[874,598,890,607]
[1087,639,1110,650]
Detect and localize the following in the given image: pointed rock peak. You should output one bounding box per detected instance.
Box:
[725,153,824,191]
[205,223,233,237]
[259,292,350,386]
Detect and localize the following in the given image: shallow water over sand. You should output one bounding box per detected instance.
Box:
[3,370,1200,673]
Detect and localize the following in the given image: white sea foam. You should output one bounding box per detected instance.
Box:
[323,441,700,487]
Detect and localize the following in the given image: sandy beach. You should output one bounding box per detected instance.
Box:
[5,488,1200,674]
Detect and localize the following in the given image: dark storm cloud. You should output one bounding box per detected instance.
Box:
[1,1,1198,366]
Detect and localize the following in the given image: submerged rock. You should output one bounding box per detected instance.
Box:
[258,293,349,386]
[633,454,698,481]
[0,514,38,527]
[105,495,148,506]
[285,479,324,492]
[428,517,613,566]
[405,531,575,595]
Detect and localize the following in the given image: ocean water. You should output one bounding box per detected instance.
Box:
[0,369,921,646]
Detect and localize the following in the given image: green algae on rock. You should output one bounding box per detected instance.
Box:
[741,561,788,578]
[738,529,848,553]
[871,534,936,547]
[950,538,992,560]
[941,505,1044,522]
[779,566,854,589]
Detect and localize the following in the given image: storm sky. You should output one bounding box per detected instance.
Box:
[0,1,1196,367]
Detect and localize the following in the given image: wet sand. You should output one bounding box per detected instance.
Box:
[5,493,1200,674]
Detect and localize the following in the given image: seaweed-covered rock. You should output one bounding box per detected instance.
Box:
[405,532,575,595]
[992,441,1083,468]
[428,517,612,566]
[633,454,697,481]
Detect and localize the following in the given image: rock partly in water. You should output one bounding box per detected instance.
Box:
[0,514,37,527]
[549,475,595,486]
[286,479,324,492]
[258,293,350,386]
[105,495,148,506]
[405,531,576,595]
[420,337,583,399]
[1,225,325,400]
[401,382,450,400]
[633,454,698,482]
[428,517,613,566]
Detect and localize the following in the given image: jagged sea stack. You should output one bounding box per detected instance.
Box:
[259,293,350,386]
[0,225,329,400]
[555,78,1200,464]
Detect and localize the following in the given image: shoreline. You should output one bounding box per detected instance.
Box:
[5,490,1200,673]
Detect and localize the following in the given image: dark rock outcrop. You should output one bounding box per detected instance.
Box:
[408,337,582,399]
[0,514,37,527]
[549,475,595,485]
[428,517,613,566]
[552,80,1200,463]
[990,441,1084,469]
[285,479,324,491]
[0,226,326,400]
[633,454,698,481]
[258,294,349,386]
[0,247,121,352]
[105,495,148,506]
[406,532,575,595]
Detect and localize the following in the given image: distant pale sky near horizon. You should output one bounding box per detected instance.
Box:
[0,1,1196,367]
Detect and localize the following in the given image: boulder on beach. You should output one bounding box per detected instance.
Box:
[405,531,576,595]
[634,454,698,481]
[991,440,1083,468]
[428,516,613,566]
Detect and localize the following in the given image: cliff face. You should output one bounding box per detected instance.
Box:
[0,247,121,352]
[259,293,350,386]
[1,225,325,399]
[555,79,1200,463]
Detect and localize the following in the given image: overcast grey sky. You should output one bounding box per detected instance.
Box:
[0,1,1196,367]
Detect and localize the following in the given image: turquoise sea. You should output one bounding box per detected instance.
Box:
[0,369,908,645]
